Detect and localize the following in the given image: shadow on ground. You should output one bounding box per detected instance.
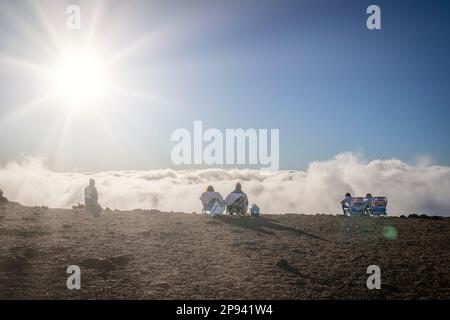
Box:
[217,216,328,241]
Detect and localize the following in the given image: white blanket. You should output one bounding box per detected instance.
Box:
[200,191,224,206]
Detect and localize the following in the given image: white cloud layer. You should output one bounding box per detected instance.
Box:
[1,153,450,216]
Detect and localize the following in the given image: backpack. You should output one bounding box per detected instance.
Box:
[250,204,260,217]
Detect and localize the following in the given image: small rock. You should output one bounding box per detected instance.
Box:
[276,258,288,268]
[154,281,170,290]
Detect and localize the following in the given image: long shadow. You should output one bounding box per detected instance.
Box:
[217,216,328,242]
[276,258,318,280]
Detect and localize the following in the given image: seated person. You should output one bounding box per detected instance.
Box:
[224,183,249,216]
[84,179,102,217]
[340,193,352,215]
[0,189,8,203]
[199,185,224,213]
[364,193,373,214]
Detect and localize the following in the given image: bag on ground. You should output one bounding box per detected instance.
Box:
[250,203,260,217]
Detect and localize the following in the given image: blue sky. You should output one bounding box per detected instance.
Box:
[0,0,449,171]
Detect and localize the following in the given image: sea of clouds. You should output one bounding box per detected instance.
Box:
[1,152,450,216]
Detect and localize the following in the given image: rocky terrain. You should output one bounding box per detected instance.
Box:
[0,202,449,299]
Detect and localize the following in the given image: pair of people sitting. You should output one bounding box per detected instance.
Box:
[340,193,384,216]
[200,183,249,216]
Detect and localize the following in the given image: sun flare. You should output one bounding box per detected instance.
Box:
[51,50,108,108]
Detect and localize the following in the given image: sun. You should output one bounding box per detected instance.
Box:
[2,1,167,124]
[50,50,108,109]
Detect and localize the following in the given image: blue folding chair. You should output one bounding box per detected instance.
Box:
[367,197,388,216]
[345,197,366,216]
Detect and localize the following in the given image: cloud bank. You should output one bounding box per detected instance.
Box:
[1,153,450,216]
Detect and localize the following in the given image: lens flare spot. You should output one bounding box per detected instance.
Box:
[383,226,398,240]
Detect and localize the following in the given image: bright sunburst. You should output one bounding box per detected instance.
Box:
[0,1,170,168]
[50,50,107,109]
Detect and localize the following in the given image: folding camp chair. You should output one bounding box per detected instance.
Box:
[345,197,367,216]
[202,198,216,214]
[227,195,248,216]
[367,197,388,216]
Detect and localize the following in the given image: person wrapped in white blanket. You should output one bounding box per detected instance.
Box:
[84,178,102,218]
[200,185,225,215]
[224,183,249,216]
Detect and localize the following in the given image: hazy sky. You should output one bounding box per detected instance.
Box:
[1,0,449,171]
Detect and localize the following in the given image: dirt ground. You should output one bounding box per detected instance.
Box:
[0,202,449,299]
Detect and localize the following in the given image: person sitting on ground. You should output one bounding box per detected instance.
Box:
[0,189,8,203]
[364,193,373,215]
[199,185,224,213]
[224,183,249,216]
[340,192,352,216]
[84,179,102,217]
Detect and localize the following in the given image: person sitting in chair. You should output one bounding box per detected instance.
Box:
[199,185,224,213]
[364,193,374,215]
[225,183,249,216]
[340,192,352,216]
